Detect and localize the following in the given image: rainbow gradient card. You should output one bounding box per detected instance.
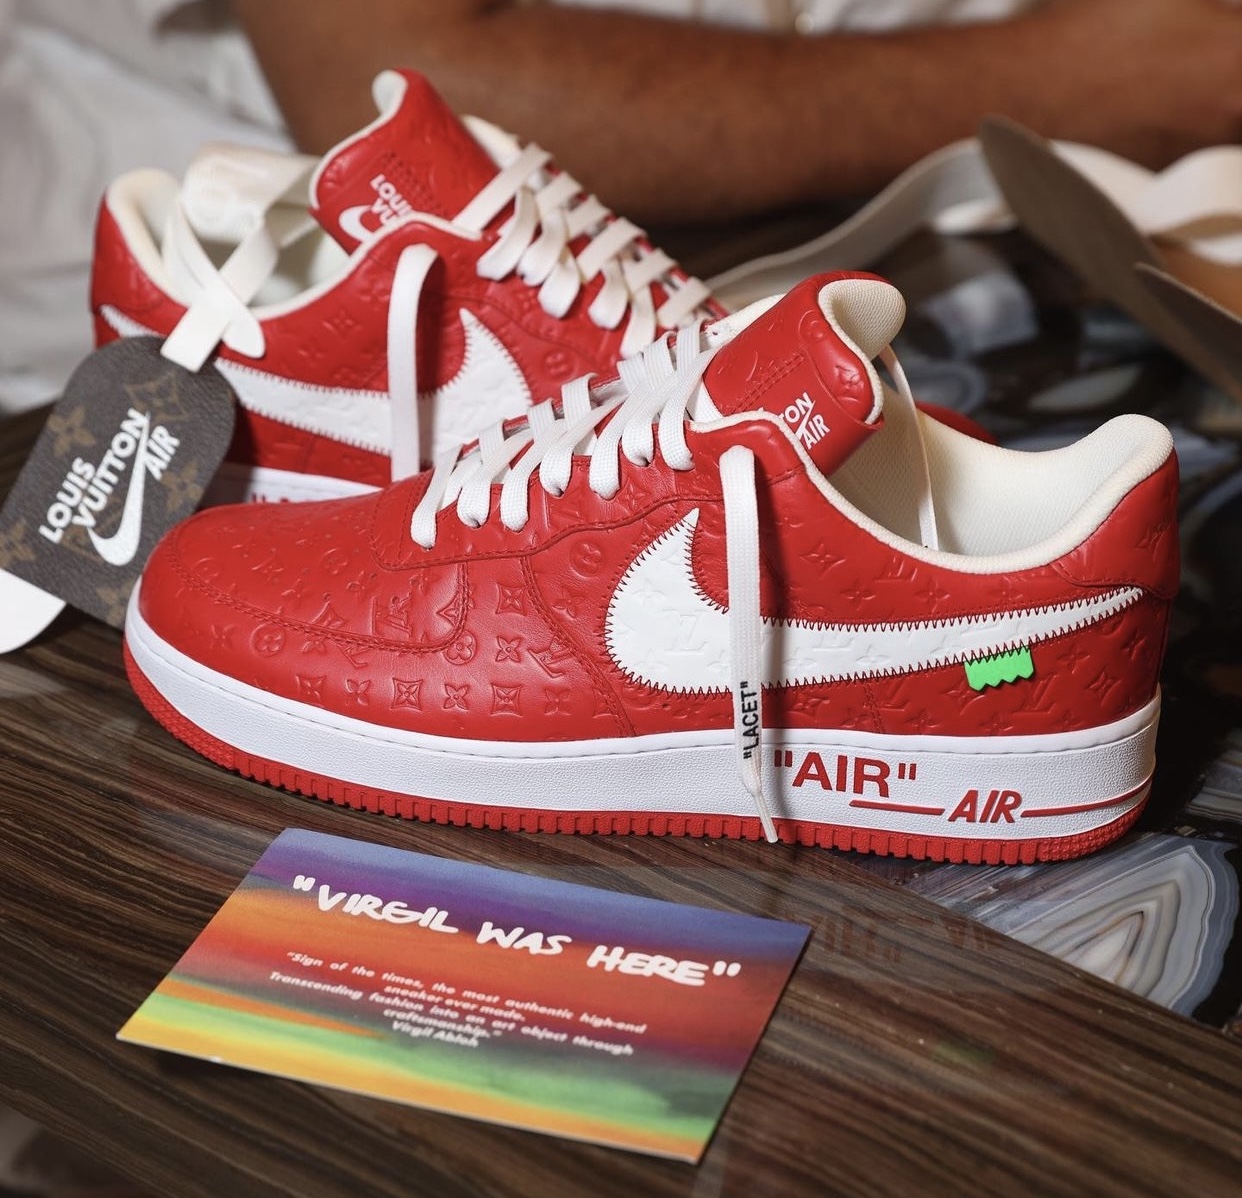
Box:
[118,829,809,1161]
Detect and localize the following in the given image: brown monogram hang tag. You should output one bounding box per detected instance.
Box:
[0,337,235,649]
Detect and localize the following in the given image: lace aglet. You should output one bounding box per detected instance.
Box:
[743,765,779,844]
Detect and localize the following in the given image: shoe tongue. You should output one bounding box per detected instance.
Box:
[178,143,318,246]
[309,70,500,251]
[162,143,320,329]
[701,272,905,475]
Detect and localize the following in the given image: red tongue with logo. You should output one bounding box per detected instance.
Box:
[309,70,500,251]
[702,272,904,476]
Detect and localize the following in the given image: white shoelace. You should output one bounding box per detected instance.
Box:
[160,192,316,373]
[409,325,782,841]
[454,142,713,354]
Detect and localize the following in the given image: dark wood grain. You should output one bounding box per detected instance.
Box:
[2,408,1241,1198]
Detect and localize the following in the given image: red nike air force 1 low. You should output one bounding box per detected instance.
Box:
[91,69,720,504]
[124,271,1178,865]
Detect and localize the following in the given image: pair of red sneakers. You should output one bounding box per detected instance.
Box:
[101,72,1178,865]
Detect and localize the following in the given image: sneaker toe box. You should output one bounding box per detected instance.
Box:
[133,495,381,685]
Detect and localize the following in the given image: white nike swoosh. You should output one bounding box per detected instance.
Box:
[100,305,530,458]
[425,310,532,450]
[338,204,378,244]
[88,414,149,566]
[606,510,1142,692]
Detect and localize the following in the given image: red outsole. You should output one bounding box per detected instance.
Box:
[123,640,1145,866]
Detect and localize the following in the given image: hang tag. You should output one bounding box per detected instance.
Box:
[0,337,234,649]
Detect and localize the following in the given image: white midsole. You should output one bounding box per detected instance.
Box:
[203,463,379,506]
[126,583,1158,840]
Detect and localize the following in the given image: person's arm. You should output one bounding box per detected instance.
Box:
[232,0,1242,225]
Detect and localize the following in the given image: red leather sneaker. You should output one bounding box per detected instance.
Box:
[91,69,720,503]
[123,271,1178,865]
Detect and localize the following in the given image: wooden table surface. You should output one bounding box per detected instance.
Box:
[2,404,1241,1198]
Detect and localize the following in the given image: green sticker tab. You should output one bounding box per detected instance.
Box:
[965,645,1034,691]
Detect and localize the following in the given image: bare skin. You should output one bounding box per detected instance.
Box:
[234,0,1242,225]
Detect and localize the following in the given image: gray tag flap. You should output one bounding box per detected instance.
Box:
[0,337,235,644]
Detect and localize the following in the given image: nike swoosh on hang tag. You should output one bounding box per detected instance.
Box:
[605,510,1142,692]
[99,306,531,456]
[88,414,150,567]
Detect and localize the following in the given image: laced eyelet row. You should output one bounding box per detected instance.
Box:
[453,142,713,355]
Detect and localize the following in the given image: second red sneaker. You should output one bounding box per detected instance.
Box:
[91,70,719,503]
[123,271,1177,865]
